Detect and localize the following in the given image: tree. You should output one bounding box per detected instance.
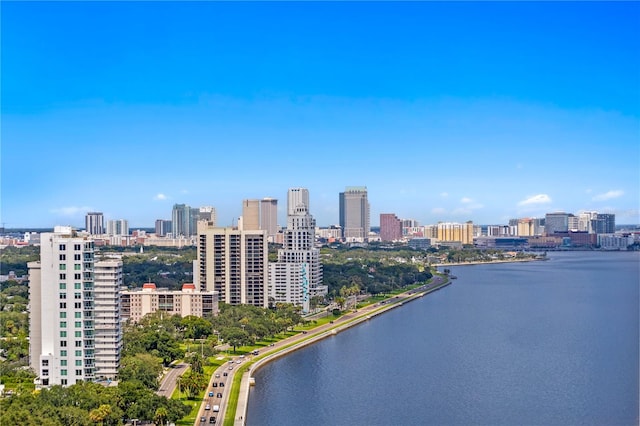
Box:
[119,353,163,390]
[154,406,169,426]
[89,404,111,426]
[220,327,252,352]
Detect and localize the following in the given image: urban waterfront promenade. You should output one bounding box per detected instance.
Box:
[228,275,451,426]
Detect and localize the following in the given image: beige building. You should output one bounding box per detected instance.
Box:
[195,223,268,308]
[120,283,218,323]
[241,199,261,231]
[436,221,474,245]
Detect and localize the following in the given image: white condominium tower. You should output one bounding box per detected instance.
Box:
[339,186,370,242]
[269,188,325,313]
[85,212,104,235]
[196,222,268,308]
[28,227,122,387]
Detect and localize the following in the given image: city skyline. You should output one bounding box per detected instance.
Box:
[2,2,639,228]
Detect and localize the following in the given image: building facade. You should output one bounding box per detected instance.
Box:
[287,188,309,216]
[85,212,104,235]
[339,186,370,242]
[545,212,571,235]
[120,283,218,323]
[172,204,192,237]
[155,219,172,237]
[380,213,403,241]
[106,219,129,237]
[196,224,268,307]
[436,221,475,245]
[241,199,261,231]
[268,189,325,312]
[28,227,121,387]
[260,198,278,241]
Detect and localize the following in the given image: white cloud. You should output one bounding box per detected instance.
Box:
[50,206,93,217]
[460,197,473,204]
[518,194,552,206]
[440,192,449,198]
[452,207,472,216]
[592,190,624,201]
[154,193,168,201]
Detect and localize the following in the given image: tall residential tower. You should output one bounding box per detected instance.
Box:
[339,186,370,242]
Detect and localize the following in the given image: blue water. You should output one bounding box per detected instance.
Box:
[247,252,639,426]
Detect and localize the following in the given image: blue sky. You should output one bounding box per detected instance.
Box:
[2,1,639,228]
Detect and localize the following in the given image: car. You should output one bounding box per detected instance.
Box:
[270,343,275,347]
[205,404,211,410]
[239,355,245,358]
[215,373,220,378]
[228,366,233,370]
[216,393,222,398]
[208,391,214,397]
[209,417,216,424]
[236,360,241,364]
[200,416,206,423]
[219,382,224,387]
[223,372,228,377]
[212,382,218,387]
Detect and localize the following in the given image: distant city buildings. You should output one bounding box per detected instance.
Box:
[106,219,129,236]
[155,219,172,237]
[260,197,278,241]
[339,186,370,242]
[85,212,104,235]
[380,213,403,242]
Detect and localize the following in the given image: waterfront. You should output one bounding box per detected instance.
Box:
[246,251,639,426]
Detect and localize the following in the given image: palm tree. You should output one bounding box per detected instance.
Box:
[154,406,168,426]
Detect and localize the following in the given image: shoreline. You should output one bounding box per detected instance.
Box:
[433,256,547,267]
[232,276,452,425]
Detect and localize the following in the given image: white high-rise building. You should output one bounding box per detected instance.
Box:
[106,219,129,236]
[268,188,325,313]
[28,227,122,387]
[287,188,309,216]
[85,212,104,235]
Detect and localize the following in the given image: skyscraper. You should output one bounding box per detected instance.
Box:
[241,199,261,231]
[155,219,172,237]
[380,213,403,241]
[287,188,309,216]
[106,219,129,236]
[260,197,278,240]
[268,188,325,312]
[196,223,268,307]
[593,213,615,234]
[172,204,191,237]
[339,186,370,242]
[545,212,571,235]
[28,226,121,387]
[85,212,104,235]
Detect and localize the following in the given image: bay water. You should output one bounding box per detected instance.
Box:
[246,251,639,426]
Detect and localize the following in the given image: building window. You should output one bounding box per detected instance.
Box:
[75,341,82,347]
[60,331,67,337]
[59,283,66,290]
[75,360,82,366]
[74,264,81,270]
[60,302,66,309]
[75,331,81,338]
[74,283,81,289]
[42,369,49,376]
[59,244,66,251]
[61,369,67,376]
[75,312,82,318]
[61,379,67,386]
[75,350,82,357]
[60,312,66,319]
[74,244,81,251]
[61,350,67,357]
[60,341,67,347]
[59,254,66,261]
[74,273,81,280]
[75,369,82,376]
[61,360,67,366]
[74,302,81,309]
[75,321,81,328]
[60,322,67,328]
[59,264,66,270]
[60,273,66,280]
[74,293,81,299]
[74,254,81,261]
[42,360,49,366]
